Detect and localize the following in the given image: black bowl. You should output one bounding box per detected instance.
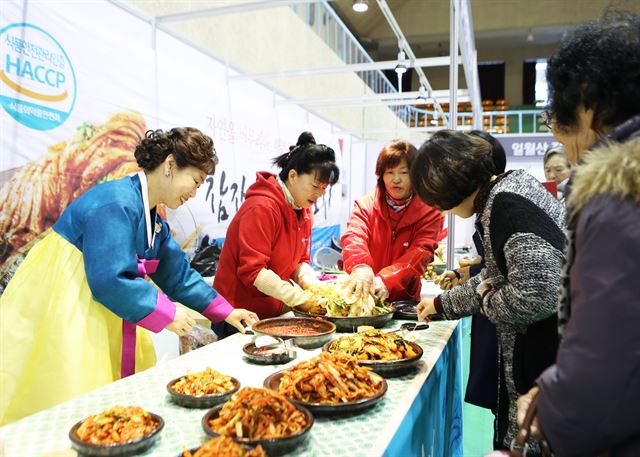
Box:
[176,447,200,457]
[242,342,296,365]
[263,370,387,415]
[202,404,313,456]
[167,375,240,408]
[69,412,164,456]
[291,307,395,333]
[392,300,419,321]
[176,441,261,457]
[323,340,424,377]
[252,317,336,349]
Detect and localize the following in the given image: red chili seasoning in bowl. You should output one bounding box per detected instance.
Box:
[262,325,322,336]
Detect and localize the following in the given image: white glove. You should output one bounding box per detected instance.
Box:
[345,265,376,300]
[253,268,311,308]
[225,309,259,334]
[292,262,321,290]
[373,276,389,301]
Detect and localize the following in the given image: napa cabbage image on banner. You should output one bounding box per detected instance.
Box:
[0,0,350,288]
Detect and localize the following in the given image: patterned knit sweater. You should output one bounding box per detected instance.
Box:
[438,170,566,448]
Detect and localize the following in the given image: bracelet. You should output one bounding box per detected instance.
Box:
[453,269,463,280]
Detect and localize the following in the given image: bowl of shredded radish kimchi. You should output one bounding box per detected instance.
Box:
[263,352,387,415]
[202,387,313,456]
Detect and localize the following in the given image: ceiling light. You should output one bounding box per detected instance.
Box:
[395,49,407,75]
[417,85,428,102]
[527,29,534,42]
[352,0,369,13]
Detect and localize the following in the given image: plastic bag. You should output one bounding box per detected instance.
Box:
[179,324,217,355]
[190,235,222,277]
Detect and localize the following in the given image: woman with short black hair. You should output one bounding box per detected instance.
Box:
[213,132,340,338]
[438,130,505,418]
[413,130,566,451]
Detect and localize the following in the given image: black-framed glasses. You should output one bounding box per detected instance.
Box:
[541,110,554,130]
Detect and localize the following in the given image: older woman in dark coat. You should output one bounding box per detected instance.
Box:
[516,10,640,457]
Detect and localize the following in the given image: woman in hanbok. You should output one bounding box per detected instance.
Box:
[0,127,257,425]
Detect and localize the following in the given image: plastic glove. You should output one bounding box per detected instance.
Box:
[373,276,389,301]
[345,265,376,300]
[416,297,437,322]
[293,262,321,290]
[225,308,259,334]
[165,306,196,336]
[437,266,471,290]
[436,270,459,290]
[253,268,312,308]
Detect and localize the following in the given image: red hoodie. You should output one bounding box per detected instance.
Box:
[341,188,443,301]
[214,172,313,318]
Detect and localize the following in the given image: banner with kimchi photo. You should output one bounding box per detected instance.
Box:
[0,0,350,287]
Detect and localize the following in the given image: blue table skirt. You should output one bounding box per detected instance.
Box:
[384,323,463,457]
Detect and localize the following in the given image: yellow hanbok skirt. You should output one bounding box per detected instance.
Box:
[0,231,156,425]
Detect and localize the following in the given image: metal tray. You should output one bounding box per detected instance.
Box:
[263,370,387,415]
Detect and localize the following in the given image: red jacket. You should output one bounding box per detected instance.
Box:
[214,172,312,318]
[341,189,443,301]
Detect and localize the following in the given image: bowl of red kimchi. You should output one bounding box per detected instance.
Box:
[69,405,163,456]
[167,367,240,408]
[202,387,313,456]
[263,352,387,415]
[178,436,266,457]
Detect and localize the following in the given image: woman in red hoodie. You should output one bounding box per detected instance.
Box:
[213,132,339,338]
[341,140,443,302]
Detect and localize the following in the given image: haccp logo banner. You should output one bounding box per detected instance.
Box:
[0,23,76,130]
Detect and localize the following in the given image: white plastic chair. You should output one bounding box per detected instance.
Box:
[312,246,343,271]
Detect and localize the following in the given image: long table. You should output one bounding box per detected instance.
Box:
[0,318,462,457]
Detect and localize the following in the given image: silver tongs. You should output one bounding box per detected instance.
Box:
[388,322,429,336]
[253,336,296,357]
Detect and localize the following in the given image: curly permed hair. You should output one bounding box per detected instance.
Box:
[134,127,218,174]
[546,10,640,132]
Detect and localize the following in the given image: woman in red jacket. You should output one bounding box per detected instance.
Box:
[213,132,339,338]
[341,140,443,302]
